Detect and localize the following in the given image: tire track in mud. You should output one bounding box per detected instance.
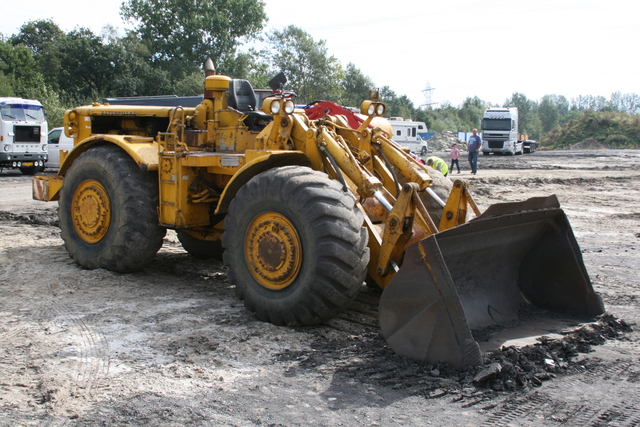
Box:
[33,290,111,393]
[480,392,552,426]
[593,402,640,426]
[577,360,637,383]
[1,281,111,417]
[480,359,640,426]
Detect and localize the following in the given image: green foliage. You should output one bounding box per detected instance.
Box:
[267,26,343,104]
[0,38,49,100]
[340,63,375,108]
[10,19,65,83]
[379,86,413,119]
[541,110,640,149]
[121,0,267,77]
[504,92,535,136]
[458,97,486,129]
[0,72,12,97]
[3,8,640,147]
[218,50,271,89]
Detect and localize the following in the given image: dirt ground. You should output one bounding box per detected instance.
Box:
[1,149,639,426]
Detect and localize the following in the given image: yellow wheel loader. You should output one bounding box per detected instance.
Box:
[33,62,603,368]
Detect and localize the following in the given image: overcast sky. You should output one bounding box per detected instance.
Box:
[1,0,638,107]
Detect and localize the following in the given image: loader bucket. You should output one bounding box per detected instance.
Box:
[379,195,604,369]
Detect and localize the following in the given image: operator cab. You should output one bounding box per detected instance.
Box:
[228,79,272,131]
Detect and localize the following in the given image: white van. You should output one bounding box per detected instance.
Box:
[46,127,74,169]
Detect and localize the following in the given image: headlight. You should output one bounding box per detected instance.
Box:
[283,100,295,114]
[367,103,376,115]
[262,98,282,115]
[360,100,386,117]
[270,100,281,115]
[3,145,10,152]
[42,145,48,151]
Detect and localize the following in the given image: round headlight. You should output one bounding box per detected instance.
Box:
[3,145,10,152]
[283,100,295,114]
[42,145,48,151]
[270,100,282,115]
[367,103,376,115]
[376,103,385,116]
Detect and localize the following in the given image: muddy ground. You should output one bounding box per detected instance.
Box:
[0,149,639,426]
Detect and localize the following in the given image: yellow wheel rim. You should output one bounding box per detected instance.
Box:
[71,179,111,244]
[245,212,302,290]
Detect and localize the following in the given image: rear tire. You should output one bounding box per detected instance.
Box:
[222,166,369,326]
[420,146,427,156]
[59,145,166,272]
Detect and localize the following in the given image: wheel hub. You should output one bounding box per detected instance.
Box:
[71,179,111,244]
[245,212,302,290]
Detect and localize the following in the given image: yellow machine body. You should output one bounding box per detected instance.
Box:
[33,70,604,369]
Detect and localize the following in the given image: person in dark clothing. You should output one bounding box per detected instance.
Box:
[467,129,482,174]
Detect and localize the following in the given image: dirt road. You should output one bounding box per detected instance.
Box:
[1,149,639,426]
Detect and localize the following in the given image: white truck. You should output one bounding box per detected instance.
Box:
[0,98,48,174]
[481,107,523,155]
[389,117,429,155]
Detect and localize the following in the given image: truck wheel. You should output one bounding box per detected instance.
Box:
[223,166,369,326]
[420,146,427,156]
[59,145,166,272]
[177,231,224,260]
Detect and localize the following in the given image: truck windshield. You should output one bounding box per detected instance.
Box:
[0,104,45,122]
[482,118,512,131]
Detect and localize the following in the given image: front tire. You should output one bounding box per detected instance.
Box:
[222,166,369,326]
[59,145,166,272]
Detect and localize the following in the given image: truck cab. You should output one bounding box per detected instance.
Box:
[481,107,522,155]
[0,98,48,174]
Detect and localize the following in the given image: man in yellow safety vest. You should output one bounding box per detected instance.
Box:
[426,156,449,176]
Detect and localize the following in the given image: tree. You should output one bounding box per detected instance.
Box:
[11,20,65,91]
[538,95,560,133]
[504,92,535,136]
[218,50,271,89]
[378,87,413,119]
[340,63,375,108]
[457,97,486,130]
[121,0,267,76]
[0,38,45,99]
[610,92,640,114]
[421,102,465,132]
[571,95,608,111]
[11,19,64,56]
[267,26,343,104]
